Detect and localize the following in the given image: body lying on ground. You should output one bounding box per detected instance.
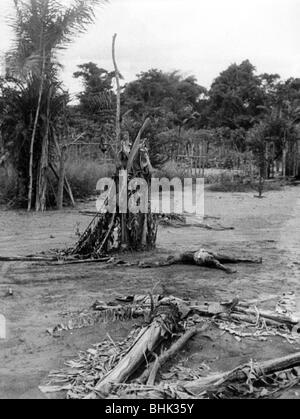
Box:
[140,248,262,274]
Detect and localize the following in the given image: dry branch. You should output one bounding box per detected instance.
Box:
[146,326,200,385]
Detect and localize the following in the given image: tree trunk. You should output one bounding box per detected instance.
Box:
[282,132,288,178]
[56,146,66,210]
[27,51,46,212]
[35,85,52,211]
[112,34,121,150]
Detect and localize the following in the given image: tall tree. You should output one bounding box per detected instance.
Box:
[208,60,264,130]
[73,62,115,117]
[122,69,206,127]
[5,0,107,210]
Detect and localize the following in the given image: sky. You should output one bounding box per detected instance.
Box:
[0,0,299,99]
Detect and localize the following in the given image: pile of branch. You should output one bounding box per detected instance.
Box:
[40,294,300,399]
[46,293,300,338]
[111,353,300,399]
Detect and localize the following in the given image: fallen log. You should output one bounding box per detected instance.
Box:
[0,255,57,262]
[98,352,300,399]
[147,325,205,385]
[49,257,112,266]
[181,351,300,395]
[218,312,283,328]
[234,306,298,326]
[95,302,180,394]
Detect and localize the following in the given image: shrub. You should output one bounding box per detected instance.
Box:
[66,160,115,199]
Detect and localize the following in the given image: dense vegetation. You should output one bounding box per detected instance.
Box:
[0,1,300,208]
[71,60,300,177]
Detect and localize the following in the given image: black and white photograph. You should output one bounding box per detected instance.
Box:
[0,0,299,403]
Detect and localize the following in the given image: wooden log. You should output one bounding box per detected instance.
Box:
[147,325,204,385]
[101,353,300,399]
[50,257,111,266]
[234,306,298,326]
[218,312,282,328]
[182,351,300,395]
[95,303,180,394]
[0,256,57,262]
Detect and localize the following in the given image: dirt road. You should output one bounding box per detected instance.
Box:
[0,186,299,399]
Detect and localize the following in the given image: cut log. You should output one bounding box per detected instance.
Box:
[182,351,300,395]
[95,302,180,394]
[100,353,300,399]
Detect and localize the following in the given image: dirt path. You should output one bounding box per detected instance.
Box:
[0,186,299,399]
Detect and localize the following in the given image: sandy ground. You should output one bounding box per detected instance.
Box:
[0,186,299,399]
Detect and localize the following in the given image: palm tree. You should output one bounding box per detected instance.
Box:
[5,0,108,210]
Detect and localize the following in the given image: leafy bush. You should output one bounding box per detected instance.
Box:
[66,160,115,199]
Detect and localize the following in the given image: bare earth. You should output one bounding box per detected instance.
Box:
[0,186,299,399]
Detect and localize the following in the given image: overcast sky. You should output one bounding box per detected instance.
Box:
[0,0,299,98]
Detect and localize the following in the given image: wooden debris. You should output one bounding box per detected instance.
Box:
[95,301,180,394]
[181,351,300,397]
[41,293,300,399]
